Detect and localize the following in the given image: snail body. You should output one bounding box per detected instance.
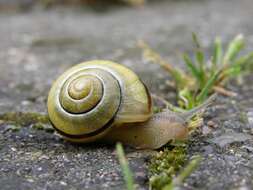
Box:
[101,110,188,149]
[48,60,214,149]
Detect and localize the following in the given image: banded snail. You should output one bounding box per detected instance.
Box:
[47,60,215,149]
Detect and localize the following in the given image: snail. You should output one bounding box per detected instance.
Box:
[47,60,216,149]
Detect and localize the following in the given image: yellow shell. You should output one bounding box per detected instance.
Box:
[47,60,152,142]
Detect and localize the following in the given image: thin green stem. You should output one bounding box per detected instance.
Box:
[116,143,136,190]
[162,155,202,190]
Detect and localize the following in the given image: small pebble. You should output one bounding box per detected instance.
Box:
[40,155,49,160]
[207,120,218,128]
[27,179,34,183]
[21,100,31,106]
[210,132,251,148]
[247,109,253,128]
[60,181,67,186]
[202,125,212,135]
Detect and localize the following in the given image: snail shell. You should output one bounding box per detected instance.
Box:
[47,60,152,143]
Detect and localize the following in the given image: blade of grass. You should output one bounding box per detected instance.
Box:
[116,143,135,190]
[196,50,205,70]
[192,33,205,81]
[218,52,253,84]
[183,54,201,82]
[183,53,206,89]
[138,40,185,88]
[196,69,221,103]
[233,52,253,70]
[195,50,206,88]
[178,88,195,109]
[223,34,245,64]
[223,64,241,77]
[162,155,202,190]
[213,37,223,67]
[151,94,186,113]
[172,155,202,186]
[192,32,201,49]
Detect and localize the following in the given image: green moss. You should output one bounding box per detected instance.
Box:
[32,123,45,130]
[0,112,50,126]
[149,144,187,190]
[163,155,202,190]
[4,125,22,132]
[32,122,55,133]
[153,106,162,113]
[238,111,248,124]
[0,112,55,133]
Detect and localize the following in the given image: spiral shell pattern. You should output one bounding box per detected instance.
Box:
[47,60,152,142]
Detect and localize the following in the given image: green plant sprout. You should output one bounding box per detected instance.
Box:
[139,34,253,109]
[149,144,187,190]
[148,142,202,190]
[137,34,253,190]
[116,143,136,190]
[162,155,202,190]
